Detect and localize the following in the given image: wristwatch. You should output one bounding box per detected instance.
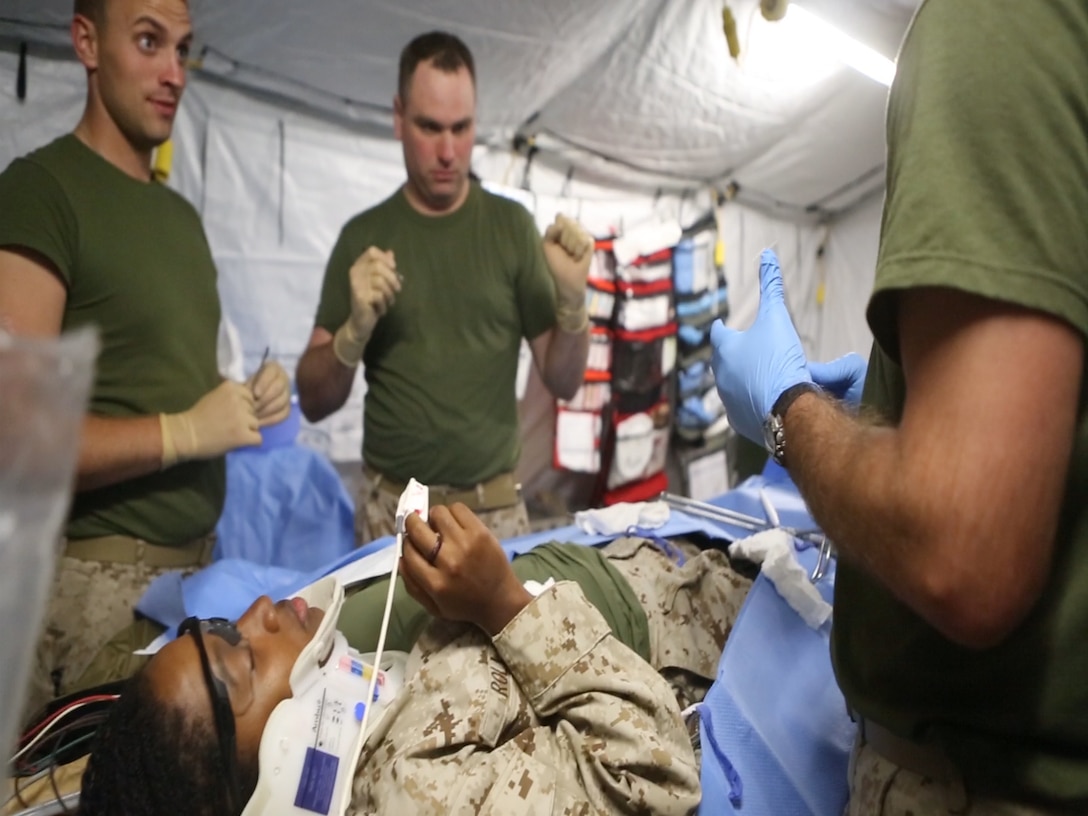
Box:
[762,382,820,467]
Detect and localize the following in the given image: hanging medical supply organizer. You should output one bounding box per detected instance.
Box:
[555,238,679,504]
[601,246,677,504]
[554,241,617,475]
[673,235,729,442]
[554,227,734,503]
[671,233,734,498]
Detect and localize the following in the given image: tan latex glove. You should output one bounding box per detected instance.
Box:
[333,246,401,367]
[160,380,262,468]
[542,214,593,333]
[247,359,291,427]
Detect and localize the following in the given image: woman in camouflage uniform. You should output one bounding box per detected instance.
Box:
[78,504,751,815]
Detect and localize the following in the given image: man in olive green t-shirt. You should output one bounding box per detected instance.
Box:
[0,0,290,715]
[709,0,1088,812]
[296,31,594,543]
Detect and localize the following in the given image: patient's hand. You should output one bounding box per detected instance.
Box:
[401,504,534,636]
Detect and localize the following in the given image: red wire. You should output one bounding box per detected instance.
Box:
[18,694,121,745]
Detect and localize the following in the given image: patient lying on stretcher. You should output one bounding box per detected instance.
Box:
[75,504,751,815]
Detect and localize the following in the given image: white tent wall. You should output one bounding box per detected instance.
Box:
[716,188,884,369]
[0,46,878,509]
[0,50,83,169]
[821,190,882,360]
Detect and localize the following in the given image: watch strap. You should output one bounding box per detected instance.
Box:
[765,381,820,466]
[772,381,820,420]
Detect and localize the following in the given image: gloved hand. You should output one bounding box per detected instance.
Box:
[333,246,401,367]
[542,214,594,332]
[709,248,812,445]
[247,359,291,426]
[160,380,262,468]
[809,353,867,407]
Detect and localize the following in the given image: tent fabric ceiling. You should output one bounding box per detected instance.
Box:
[0,0,921,212]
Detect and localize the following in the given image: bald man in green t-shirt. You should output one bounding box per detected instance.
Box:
[296,32,593,544]
[0,0,291,716]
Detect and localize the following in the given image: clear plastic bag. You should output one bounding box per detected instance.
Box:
[0,327,97,758]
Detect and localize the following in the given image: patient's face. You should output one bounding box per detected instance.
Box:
[147,595,324,760]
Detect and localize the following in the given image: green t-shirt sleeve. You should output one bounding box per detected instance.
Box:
[512,205,558,342]
[0,158,78,287]
[314,225,355,334]
[868,0,1088,361]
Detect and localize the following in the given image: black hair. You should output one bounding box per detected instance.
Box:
[397,30,476,103]
[78,667,258,816]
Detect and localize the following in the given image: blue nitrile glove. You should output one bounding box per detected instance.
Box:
[808,353,867,407]
[709,248,812,445]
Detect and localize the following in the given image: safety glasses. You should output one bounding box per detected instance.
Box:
[178,616,243,812]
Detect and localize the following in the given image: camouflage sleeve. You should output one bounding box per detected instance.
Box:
[352,581,700,815]
[490,580,701,814]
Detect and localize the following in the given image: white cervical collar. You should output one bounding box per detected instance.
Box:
[240,576,407,816]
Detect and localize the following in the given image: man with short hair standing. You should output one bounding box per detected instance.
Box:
[298,31,593,543]
[0,0,290,714]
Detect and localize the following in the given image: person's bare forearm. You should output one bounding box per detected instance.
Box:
[784,392,1058,648]
[539,327,589,400]
[785,394,920,581]
[296,338,357,422]
[76,414,166,491]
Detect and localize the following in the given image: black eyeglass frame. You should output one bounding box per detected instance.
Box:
[178,616,243,812]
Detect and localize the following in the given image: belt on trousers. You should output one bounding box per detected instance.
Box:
[366,466,521,512]
[63,534,215,568]
[856,716,959,783]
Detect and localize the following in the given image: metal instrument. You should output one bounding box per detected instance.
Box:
[660,491,834,582]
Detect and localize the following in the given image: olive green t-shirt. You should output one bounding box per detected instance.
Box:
[832,0,1088,805]
[337,542,650,664]
[0,135,225,544]
[315,184,558,485]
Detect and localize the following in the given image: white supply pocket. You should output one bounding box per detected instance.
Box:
[607,402,670,489]
[556,408,603,473]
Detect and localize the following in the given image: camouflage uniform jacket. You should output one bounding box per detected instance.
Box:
[349,580,701,815]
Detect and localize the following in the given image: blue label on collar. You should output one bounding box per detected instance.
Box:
[294,747,339,814]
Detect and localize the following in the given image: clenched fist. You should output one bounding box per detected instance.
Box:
[333,246,402,367]
[542,214,593,333]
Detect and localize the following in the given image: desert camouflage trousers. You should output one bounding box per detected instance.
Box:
[846,735,1076,816]
[23,546,207,722]
[356,471,530,543]
[604,536,752,711]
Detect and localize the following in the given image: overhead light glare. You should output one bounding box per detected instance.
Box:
[789,4,896,87]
